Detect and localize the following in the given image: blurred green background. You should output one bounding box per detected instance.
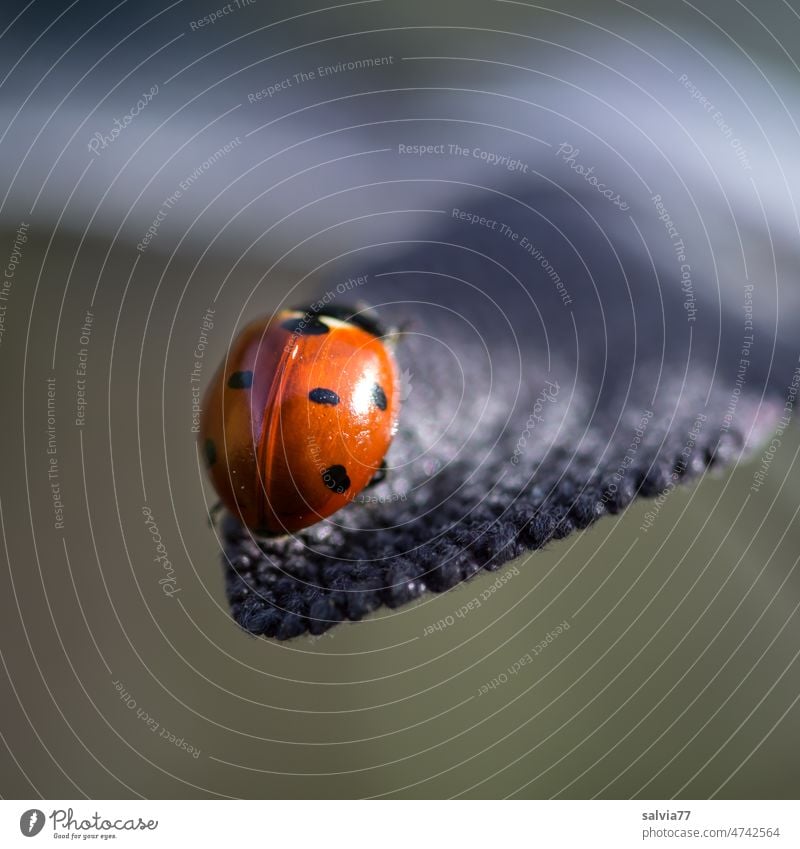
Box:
[1,231,798,799]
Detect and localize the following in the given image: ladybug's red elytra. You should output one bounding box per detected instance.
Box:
[199,305,400,535]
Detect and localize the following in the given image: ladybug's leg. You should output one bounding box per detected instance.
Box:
[365,458,388,489]
[207,501,223,528]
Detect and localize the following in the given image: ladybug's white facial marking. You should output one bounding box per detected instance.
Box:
[317,315,351,330]
[278,309,351,334]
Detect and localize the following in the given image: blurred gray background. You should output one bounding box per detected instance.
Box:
[0,0,798,799]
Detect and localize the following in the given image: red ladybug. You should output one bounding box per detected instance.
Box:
[200,305,399,535]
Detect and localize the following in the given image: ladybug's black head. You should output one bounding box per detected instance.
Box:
[293,302,387,338]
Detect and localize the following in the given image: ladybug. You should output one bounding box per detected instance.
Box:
[199,304,400,535]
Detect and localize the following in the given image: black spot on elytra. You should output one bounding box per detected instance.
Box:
[371,383,388,411]
[281,315,329,335]
[322,464,351,494]
[228,370,253,389]
[309,388,339,406]
[204,439,217,467]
